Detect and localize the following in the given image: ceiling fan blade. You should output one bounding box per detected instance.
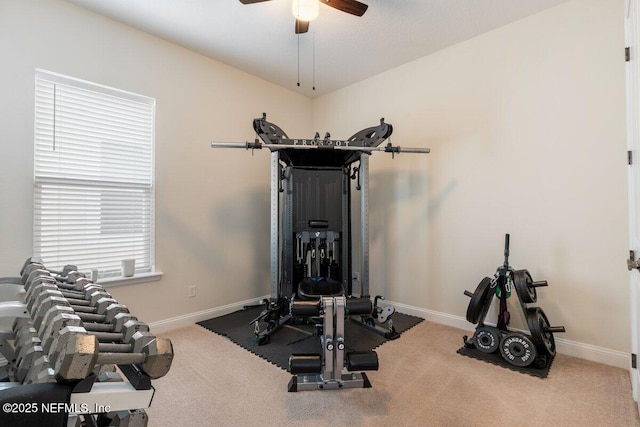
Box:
[238,0,271,4]
[295,19,310,34]
[320,0,368,16]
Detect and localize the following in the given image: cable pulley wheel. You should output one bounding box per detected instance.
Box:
[499,332,537,367]
[465,277,493,324]
[526,307,556,357]
[513,269,536,304]
[472,326,501,353]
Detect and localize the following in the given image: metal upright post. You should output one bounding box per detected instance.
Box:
[270,151,280,300]
[323,296,335,381]
[360,155,370,298]
[342,167,351,292]
[282,167,294,298]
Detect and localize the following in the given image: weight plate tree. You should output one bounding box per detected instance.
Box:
[462,234,565,369]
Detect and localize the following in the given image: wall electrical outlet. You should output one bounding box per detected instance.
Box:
[188,285,196,298]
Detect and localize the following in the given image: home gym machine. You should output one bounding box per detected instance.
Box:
[462,234,565,372]
[211,114,430,391]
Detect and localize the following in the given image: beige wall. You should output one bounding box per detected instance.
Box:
[0,0,312,321]
[0,0,630,355]
[313,0,629,352]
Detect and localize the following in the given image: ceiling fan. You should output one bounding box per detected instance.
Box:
[239,0,368,34]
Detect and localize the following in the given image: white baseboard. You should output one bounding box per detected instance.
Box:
[390,300,630,370]
[148,297,630,370]
[148,295,268,335]
[391,301,476,332]
[553,337,630,369]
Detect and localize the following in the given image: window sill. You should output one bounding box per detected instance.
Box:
[99,271,163,288]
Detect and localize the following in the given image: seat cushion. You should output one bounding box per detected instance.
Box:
[297,277,344,299]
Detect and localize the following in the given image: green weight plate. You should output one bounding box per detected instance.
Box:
[466,277,493,324]
[473,326,501,353]
[526,307,556,357]
[513,269,536,304]
[499,332,537,367]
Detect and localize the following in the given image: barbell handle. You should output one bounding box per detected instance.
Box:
[545,326,566,333]
[210,141,430,154]
[532,281,548,288]
[390,147,431,154]
[463,290,474,298]
[266,144,431,154]
[210,141,261,150]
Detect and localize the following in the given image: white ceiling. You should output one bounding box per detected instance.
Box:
[65,0,570,98]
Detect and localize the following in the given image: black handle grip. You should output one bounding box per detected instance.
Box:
[308,220,329,229]
[546,326,566,333]
[464,290,474,298]
[503,233,510,267]
[532,280,548,288]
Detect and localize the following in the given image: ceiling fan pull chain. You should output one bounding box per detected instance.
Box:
[312,32,316,91]
[297,34,301,87]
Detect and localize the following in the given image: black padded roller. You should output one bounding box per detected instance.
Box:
[289,354,322,374]
[346,351,379,371]
[290,299,321,317]
[308,220,329,228]
[346,298,373,315]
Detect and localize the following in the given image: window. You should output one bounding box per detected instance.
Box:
[34,70,155,280]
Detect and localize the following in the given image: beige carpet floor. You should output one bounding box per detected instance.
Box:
[146,320,640,426]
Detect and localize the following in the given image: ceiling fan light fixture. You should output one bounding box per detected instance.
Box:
[292,0,319,22]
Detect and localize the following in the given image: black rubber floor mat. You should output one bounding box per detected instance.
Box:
[457,344,554,379]
[198,305,423,372]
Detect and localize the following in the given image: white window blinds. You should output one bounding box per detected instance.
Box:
[34,70,155,279]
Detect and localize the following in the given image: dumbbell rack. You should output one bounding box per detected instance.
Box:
[0,257,173,427]
[460,235,565,373]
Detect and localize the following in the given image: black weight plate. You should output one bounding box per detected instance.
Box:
[499,332,537,367]
[473,326,501,353]
[513,269,536,304]
[526,307,556,357]
[466,277,493,324]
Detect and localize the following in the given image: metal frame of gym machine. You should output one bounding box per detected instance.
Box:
[211,114,430,391]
